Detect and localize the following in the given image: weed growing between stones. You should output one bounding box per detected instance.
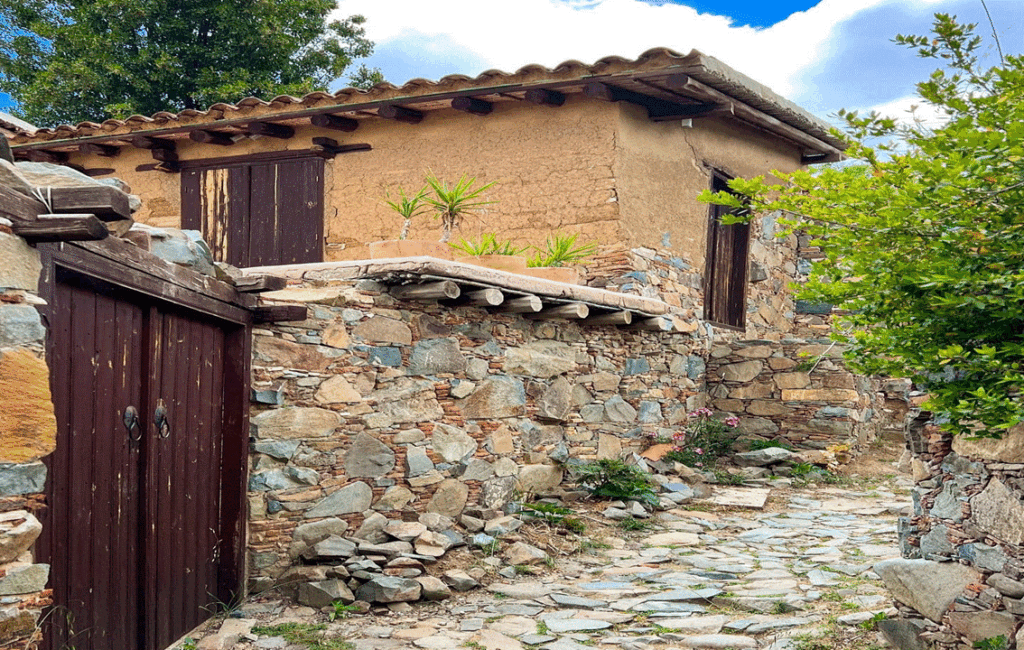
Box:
[572,459,658,506]
[327,602,361,622]
[646,407,740,469]
[519,502,586,534]
[250,623,354,650]
[617,517,654,532]
[974,637,1009,650]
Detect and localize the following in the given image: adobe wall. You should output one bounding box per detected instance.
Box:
[0,225,56,648]
[245,272,707,592]
[614,102,805,274]
[878,421,1024,649]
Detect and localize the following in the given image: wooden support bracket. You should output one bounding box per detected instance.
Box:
[151,148,179,163]
[311,138,372,156]
[21,149,69,164]
[40,186,132,220]
[378,105,424,124]
[625,316,673,332]
[233,275,288,293]
[524,302,589,320]
[583,82,686,120]
[390,280,460,301]
[452,97,493,115]
[585,311,633,326]
[492,295,542,313]
[248,122,295,139]
[11,214,109,243]
[79,143,121,158]
[253,305,308,323]
[132,136,176,150]
[443,288,504,307]
[190,130,239,146]
[310,114,360,132]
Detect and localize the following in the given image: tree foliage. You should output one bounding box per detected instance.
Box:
[0,0,378,126]
[702,14,1024,438]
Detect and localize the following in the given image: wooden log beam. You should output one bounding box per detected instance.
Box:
[131,136,176,150]
[23,149,69,164]
[443,288,504,307]
[524,302,589,320]
[802,152,844,164]
[11,214,109,243]
[82,168,115,177]
[133,161,181,173]
[452,97,493,116]
[625,316,673,332]
[378,105,423,124]
[583,82,686,120]
[524,88,566,107]
[493,295,542,313]
[78,142,121,157]
[252,305,308,323]
[151,147,179,163]
[664,74,843,158]
[247,122,295,139]
[389,280,460,301]
[43,186,132,220]
[585,310,633,326]
[311,138,372,156]
[189,130,238,146]
[310,113,360,132]
[233,275,288,293]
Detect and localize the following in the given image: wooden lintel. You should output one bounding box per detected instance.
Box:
[151,147,179,163]
[253,304,308,323]
[311,137,372,156]
[390,280,460,301]
[524,302,589,320]
[131,136,176,150]
[79,142,121,157]
[444,288,503,307]
[664,74,843,158]
[23,149,69,164]
[625,316,673,332]
[452,97,492,116]
[233,275,288,293]
[585,310,633,326]
[493,295,542,313]
[524,88,566,107]
[189,130,238,146]
[12,213,109,242]
[82,168,115,177]
[378,105,423,124]
[310,113,359,132]
[248,122,295,139]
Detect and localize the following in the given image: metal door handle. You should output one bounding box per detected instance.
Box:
[123,405,141,442]
[154,399,170,439]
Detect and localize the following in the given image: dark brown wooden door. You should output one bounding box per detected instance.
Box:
[704,173,750,329]
[181,156,324,267]
[38,266,245,650]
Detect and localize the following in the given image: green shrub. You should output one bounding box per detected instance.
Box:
[572,459,658,506]
[649,408,739,469]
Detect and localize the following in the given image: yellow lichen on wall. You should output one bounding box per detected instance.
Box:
[613,102,803,271]
[0,348,57,463]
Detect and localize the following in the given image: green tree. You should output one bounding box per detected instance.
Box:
[0,0,379,126]
[702,14,1024,438]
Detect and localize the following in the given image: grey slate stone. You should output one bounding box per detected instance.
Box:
[0,305,45,347]
[638,401,663,423]
[873,558,980,622]
[919,524,953,558]
[536,376,572,421]
[355,576,421,603]
[461,376,526,419]
[344,432,396,478]
[624,358,651,375]
[405,446,435,478]
[0,462,46,496]
[408,338,467,376]
[252,439,300,461]
[431,423,478,463]
[364,346,402,367]
[304,482,373,519]
[604,395,637,422]
[0,563,48,595]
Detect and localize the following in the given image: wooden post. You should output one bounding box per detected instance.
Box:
[524,302,589,320]
[492,295,542,313]
[389,281,460,301]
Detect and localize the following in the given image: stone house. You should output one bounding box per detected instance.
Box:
[1,48,912,649]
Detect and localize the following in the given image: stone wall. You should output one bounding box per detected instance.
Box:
[245,275,707,591]
[0,223,55,648]
[878,421,1024,649]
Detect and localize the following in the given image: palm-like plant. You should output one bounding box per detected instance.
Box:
[450,233,528,256]
[424,172,496,243]
[383,185,429,240]
[528,233,598,267]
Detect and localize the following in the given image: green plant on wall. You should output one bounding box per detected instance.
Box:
[382,185,429,240]
[424,172,496,243]
[528,233,598,267]
[450,233,527,256]
[572,459,658,506]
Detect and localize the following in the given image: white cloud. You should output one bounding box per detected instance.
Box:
[862,94,949,130]
[334,0,925,98]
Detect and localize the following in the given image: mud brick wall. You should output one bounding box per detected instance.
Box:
[0,223,56,648]
[245,277,707,591]
[880,422,1024,649]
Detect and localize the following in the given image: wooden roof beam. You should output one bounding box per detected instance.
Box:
[524,88,566,107]
[451,97,492,116]
[524,302,589,320]
[378,105,423,124]
[247,122,295,139]
[79,142,121,157]
[310,114,360,132]
[583,82,688,120]
[442,287,504,307]
[12,213,109,243]
[390,280,460,301]
[585,310,633,326]
[132,136,176,150]
[189,130,239,146]
[664,74,843,159]
[20,149,68,164]
[493,295,542,313]
[311,137,372,156]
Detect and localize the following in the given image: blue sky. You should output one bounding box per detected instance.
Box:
[4,0,1022,128]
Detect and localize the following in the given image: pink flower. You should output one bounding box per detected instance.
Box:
[695,448,704,455]
[725,417,740,428]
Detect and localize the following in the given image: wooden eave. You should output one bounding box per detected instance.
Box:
[9,67,843,161]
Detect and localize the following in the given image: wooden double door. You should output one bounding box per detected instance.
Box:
[37,249,249,650]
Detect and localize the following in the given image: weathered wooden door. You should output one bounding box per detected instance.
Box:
[37,256,249,650]
[704,173,750,329]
